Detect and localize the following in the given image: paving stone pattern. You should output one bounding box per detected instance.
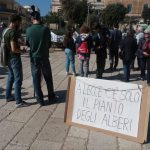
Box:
[0,50,150,150]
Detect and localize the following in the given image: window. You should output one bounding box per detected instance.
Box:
[0,3,7,9]
[127,4,132,13]
[97,0,101,2]
[143,4,149,10]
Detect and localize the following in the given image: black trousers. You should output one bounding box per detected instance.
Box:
[96,52,106,78]
[140,57,150,83]
[31,58,55,104]
[109,46,119,69]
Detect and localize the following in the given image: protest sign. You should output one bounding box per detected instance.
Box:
[65,77,150,143]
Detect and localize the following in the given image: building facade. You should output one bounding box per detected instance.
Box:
[104,0,150,16]
[51,0,105,13]
[88,0,105,11]
[0,0,30,25]
[51,0,61,13]
[0,0,17,23]
[51,0,150,17]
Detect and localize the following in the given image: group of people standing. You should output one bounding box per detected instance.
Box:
[2,12,150,108]
[63,23,150,85]
[2,12,57,107]
[63,24,107,79]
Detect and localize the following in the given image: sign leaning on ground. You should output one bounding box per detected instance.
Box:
[65,77,150,143]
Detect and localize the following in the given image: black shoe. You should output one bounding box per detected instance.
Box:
[48,95,59,104]
[96,75,102,79]
[135,67,140,71]
[113,67,117,71]
[48,93,55,100]
[6,97,15,102]
[109,67,113,71]
[39,101,45,106]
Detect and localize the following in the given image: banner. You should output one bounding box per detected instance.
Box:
[65,77,150,143]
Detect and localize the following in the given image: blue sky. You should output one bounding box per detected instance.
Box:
[16,0,51,16]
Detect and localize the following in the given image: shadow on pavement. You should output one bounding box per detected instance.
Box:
[0,89,29,100]
[54,90,67,103]
[103,73,123,81]
[0,87,5,99]
[103,73,141,83]
[22,90,67,104]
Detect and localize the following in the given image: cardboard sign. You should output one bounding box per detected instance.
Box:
[65,77,150,143]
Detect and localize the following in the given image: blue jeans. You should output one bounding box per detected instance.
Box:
[123,60,131,82]
[6,56,23,104]
[31,58,55,104]
[65,48,76,73]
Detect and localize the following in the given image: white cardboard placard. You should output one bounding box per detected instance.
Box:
[65,77,150,143]
[72,77,142,137]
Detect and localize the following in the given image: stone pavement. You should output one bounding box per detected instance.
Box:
[0,50,150,150]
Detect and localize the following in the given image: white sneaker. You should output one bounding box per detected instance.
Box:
[66,72,69,75]
[72,72,76,76]
[16,101,29,108]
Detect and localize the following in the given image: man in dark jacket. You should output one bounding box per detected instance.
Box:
[120,30,137,82]
[93,24,107,79]
[26,11,57,106]
[109,24,122,71]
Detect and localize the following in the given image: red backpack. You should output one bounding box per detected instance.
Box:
[77,41,89,54]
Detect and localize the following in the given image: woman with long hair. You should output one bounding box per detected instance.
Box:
[63,30,76,75]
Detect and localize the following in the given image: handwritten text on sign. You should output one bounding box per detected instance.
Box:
[72,77,142,137]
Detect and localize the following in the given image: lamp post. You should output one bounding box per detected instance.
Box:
[58,9,61,30]
[87,2,91,26]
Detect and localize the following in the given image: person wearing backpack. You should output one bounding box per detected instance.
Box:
[3,14,28,107]
[109,24,122,71]
[63,30,76,75]
[93,24,107,79]
[138,27,150,85]
[76,24,93,77]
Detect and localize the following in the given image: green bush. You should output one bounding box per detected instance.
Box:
[53,30,65,35]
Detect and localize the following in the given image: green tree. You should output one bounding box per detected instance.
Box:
[44,12,59,24]
[101,3,128,27]
[88,14,99,28]
[142,8,150,23]
[43,12,65,29]
[61,0,88,26]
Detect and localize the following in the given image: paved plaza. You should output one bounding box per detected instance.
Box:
[0,49,150,150]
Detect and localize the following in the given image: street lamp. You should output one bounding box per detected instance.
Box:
[87,2,91,26]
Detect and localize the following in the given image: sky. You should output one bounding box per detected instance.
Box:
[16,0,52,16]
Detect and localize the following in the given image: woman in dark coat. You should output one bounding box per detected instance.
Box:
[120,30,137,82]
[138,28,150,84]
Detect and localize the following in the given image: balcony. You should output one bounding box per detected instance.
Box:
[0,7,17,14]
